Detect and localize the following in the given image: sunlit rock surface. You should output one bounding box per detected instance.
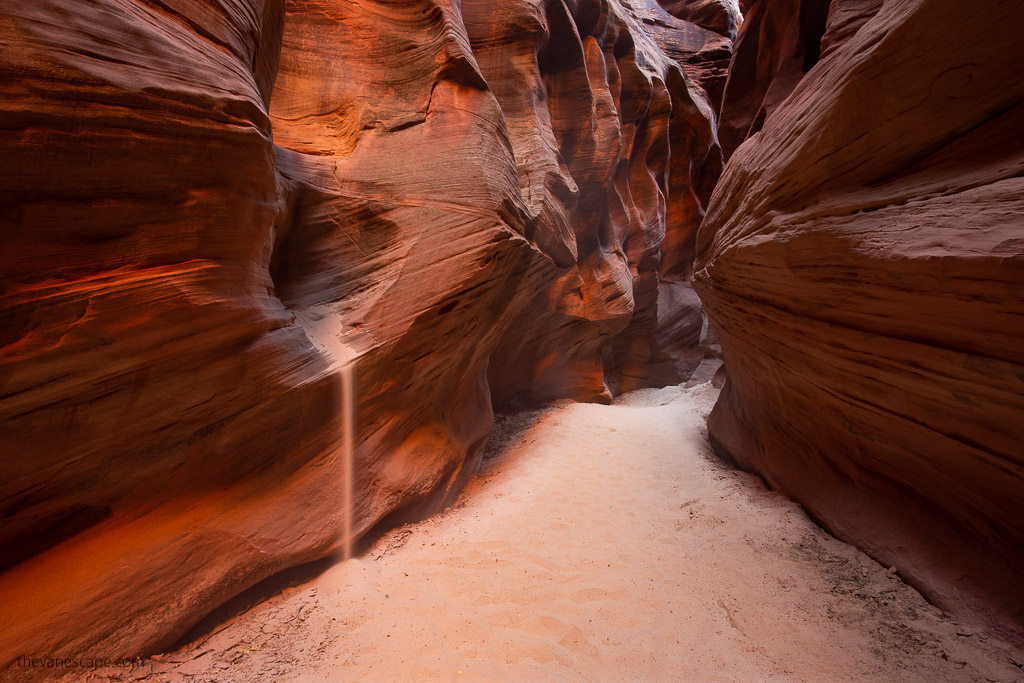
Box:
[475,0,722,403]
[657,0,740,39]
[696,0,1024,644]
[0,0,721,671]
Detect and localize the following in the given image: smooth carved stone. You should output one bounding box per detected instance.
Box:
[656,0,741,39]
[0,0,720,673]
[636,0,735,113]
[476,0,721,404]
[819,0,883,59]
[715,0,831,160]
[695,0,1024,646]
[0,0,313,672]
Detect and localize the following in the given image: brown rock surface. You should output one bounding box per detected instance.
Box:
[818,0,883,59]
[0,0,719,673]
[695,0,1024,645]
[657,0,740,39]
[472,0,722,403]
[638,1,734,114]
[715,0,831,160]
[0,0,324,671]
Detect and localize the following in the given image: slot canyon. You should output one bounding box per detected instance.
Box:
[0,0,1022,680]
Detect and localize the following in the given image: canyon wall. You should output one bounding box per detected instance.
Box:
[10,0,1019,666]
[695,0,1024,643]
[0,0,723,672]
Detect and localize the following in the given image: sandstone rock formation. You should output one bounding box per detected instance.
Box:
[478,0,722,403]
[9,0,1019,668]
[715,0,832,160]
[657,0,740,39]
[639,1,735,118]
[695,0,1024,644]
[0,0,721,673]
[818,0,883,59]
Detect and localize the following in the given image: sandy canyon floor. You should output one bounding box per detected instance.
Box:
[109,383,1022,682]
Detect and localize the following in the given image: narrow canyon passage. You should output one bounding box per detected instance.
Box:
[3,1,1023,678]
[138,384,1021,682]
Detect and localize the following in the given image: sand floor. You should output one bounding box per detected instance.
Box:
[126,382,1023,682]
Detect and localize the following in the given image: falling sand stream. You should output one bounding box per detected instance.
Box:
[291,308,360,563]
[129,383,1023,682]
[340,361,356,564]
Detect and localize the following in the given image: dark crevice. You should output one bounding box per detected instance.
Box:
[798,0,830,72]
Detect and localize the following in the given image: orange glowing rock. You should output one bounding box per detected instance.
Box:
[0,0,721,671]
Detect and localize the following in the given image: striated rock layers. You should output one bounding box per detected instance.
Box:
[474,0,722,403]
[716,0,831,160]
[657,0,739,40]
[695,0,1024,643]
[0,0,720,671]
[640,1,736,117]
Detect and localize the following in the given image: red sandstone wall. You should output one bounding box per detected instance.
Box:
[0,0,720,671]
[696,0,1024,644]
